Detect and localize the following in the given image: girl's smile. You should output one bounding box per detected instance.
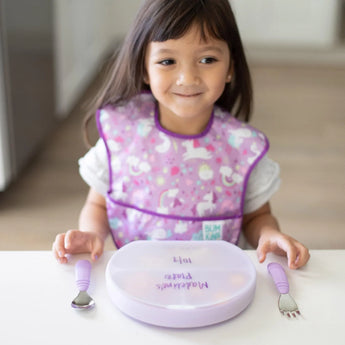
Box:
[145,24,232,135]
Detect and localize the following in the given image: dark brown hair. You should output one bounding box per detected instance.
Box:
[84,0,252,144]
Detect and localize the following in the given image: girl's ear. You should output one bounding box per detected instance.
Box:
[143,70,150,85]
[226,59,235,83]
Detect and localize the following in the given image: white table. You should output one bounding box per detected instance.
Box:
[0,250,344,345]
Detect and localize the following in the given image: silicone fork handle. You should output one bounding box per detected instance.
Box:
[267,262,289,294]
[75,260,91,291]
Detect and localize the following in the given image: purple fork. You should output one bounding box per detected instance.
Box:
[267,262,301,318]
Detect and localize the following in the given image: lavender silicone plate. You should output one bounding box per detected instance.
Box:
[106,240,256,328]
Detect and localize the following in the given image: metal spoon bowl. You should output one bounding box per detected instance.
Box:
[71,291,95,310]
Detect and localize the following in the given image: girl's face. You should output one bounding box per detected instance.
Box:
[145,24,232,135]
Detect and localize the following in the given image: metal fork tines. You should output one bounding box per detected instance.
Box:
[278,293,301,318]
[267,262,301,319]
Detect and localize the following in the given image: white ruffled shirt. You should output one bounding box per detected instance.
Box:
[79,139,281,215]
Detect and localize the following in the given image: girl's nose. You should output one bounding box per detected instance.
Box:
[176,66,200,86]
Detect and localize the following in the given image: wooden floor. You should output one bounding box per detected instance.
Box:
[0,63,344,251]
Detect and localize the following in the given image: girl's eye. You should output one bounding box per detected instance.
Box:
[200,57,217,64]
[158,59,175,66]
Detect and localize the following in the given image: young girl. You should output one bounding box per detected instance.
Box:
[53,0,310,269]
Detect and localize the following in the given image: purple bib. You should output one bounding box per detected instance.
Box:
[97,93,269,248]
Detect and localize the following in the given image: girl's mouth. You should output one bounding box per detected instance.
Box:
[174,92,202,98]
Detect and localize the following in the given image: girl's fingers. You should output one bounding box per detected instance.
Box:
[256,240,270,263]
[285,239,310,269]
[286,246,299,269]
[256,234,310,269]
[54,230,105,263]
[274,238,302,269]
[52,233,69,263]
[64,229,90,253]
[91,250,101,262]
[64,230,80,250]
[292,242,310,269]
[90,237,104,262]
[54,234,65,256]
[52,230,87,264]
[54,233,65,255]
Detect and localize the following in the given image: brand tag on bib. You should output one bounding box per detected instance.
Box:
[202,221,224,240]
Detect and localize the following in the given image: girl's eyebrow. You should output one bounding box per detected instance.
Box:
[196,45,226,54]
[152,48,175,56]
[152,45,226,56]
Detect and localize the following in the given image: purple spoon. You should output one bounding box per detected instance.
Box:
[71,260,95,310]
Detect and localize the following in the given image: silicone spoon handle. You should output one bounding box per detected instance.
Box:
[75,260,91,291]
[267,262,289,294]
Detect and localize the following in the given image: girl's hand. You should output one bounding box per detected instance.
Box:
[256,231,310,269]
[242,202,310,269]
[52,230,104,264]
